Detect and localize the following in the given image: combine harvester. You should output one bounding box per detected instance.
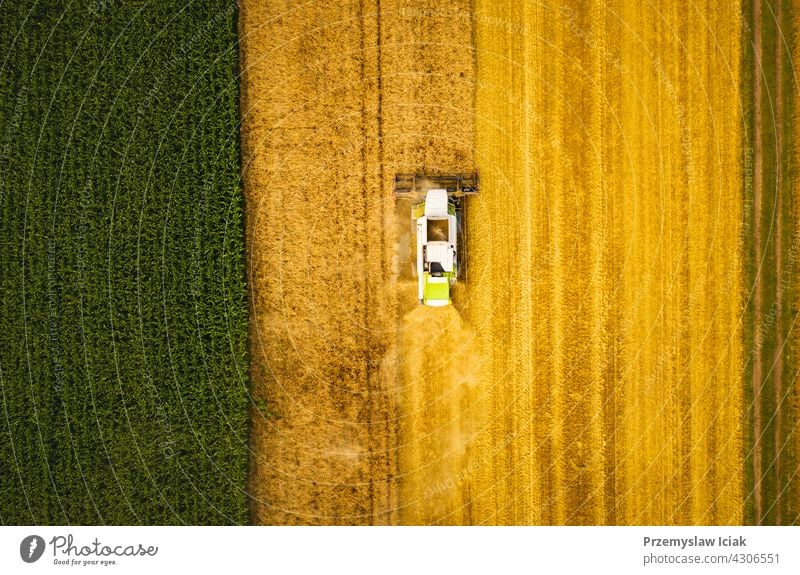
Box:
[394,173,479,306]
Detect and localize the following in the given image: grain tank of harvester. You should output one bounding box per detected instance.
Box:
[394,173,478,306]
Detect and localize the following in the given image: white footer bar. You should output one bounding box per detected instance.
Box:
[2,526,798,574]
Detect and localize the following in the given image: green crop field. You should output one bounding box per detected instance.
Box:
[0,1,249,524]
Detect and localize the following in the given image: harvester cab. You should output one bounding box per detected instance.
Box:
[394,173,478,307]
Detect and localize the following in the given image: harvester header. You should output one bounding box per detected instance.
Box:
[393,172,479,198]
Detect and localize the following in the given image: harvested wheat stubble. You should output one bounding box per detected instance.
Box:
[240,0,476,525]
[240,0,394,525]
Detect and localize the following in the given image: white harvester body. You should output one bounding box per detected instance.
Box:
[393,173,478,307]
[416,189,458,306]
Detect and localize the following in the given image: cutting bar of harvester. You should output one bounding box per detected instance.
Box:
[393,172,479,198]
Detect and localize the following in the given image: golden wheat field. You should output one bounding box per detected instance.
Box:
[238,0,794,525]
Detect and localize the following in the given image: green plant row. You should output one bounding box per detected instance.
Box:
[0,1,249,524]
